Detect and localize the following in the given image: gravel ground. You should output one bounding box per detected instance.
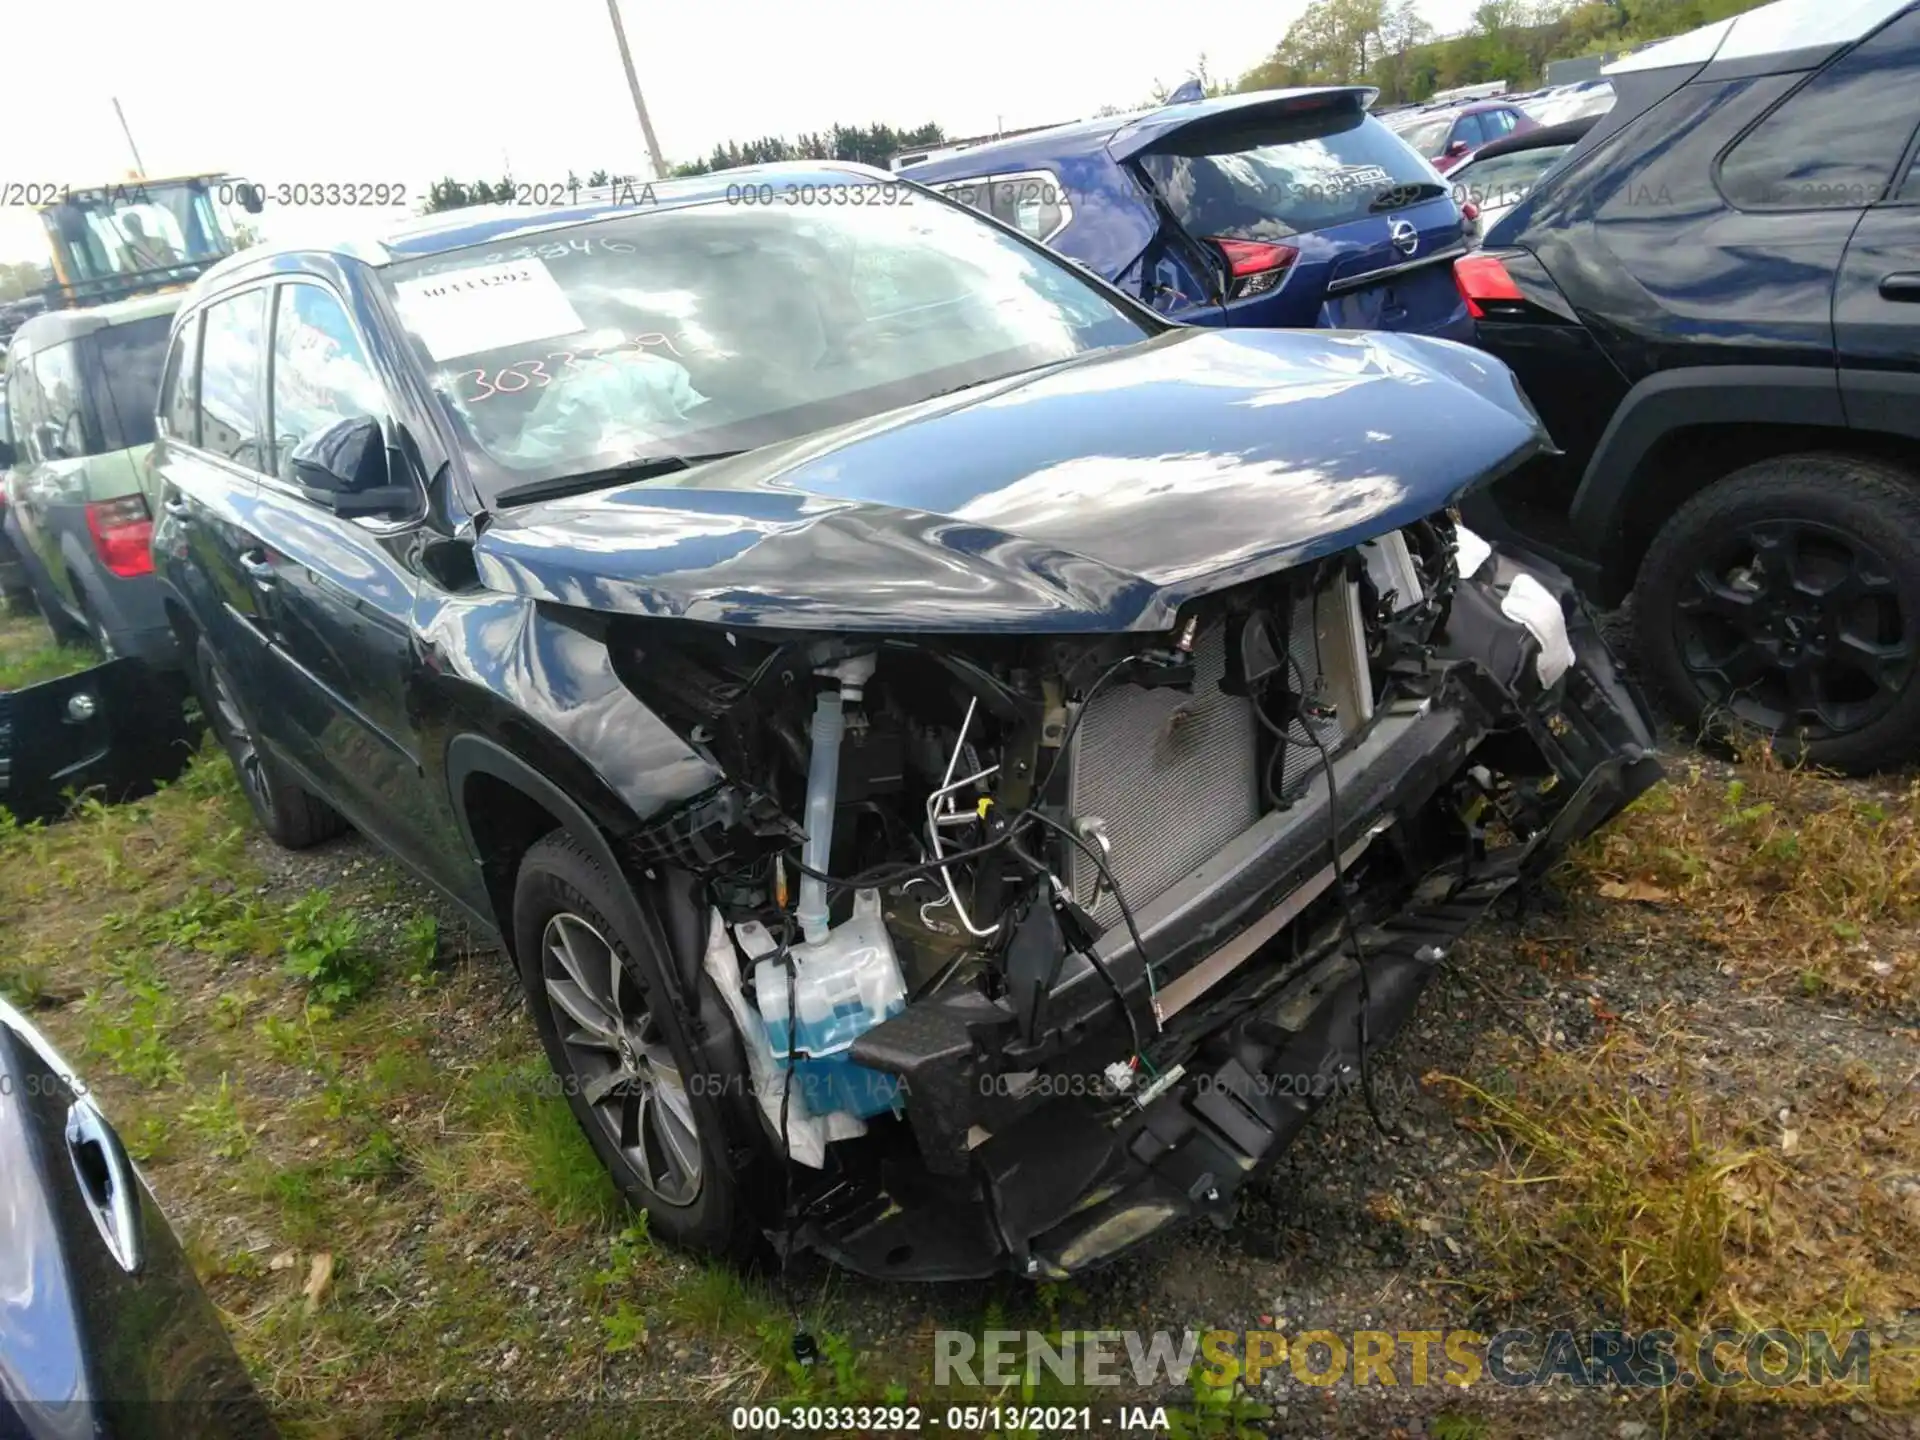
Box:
[107,603,1910,1437]
[221,772,1919,1438]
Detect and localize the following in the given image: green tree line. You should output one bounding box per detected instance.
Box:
[421,122,946,213]
[1238,0,1766,104]
[414,0,1765,219]
[669,121,946,176]
[0,261,48,303]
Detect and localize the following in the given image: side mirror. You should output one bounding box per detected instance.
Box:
[0,439,13,469]
[1446,139,1472,158]
[238,183,266,216]
[36,422,66,460]
[290,416,415,519]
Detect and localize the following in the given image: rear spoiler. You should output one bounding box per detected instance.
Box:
[1105,86,1379,163]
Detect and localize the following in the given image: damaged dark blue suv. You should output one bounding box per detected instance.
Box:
[152,164,1659,1279]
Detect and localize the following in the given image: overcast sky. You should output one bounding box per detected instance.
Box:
[1,0,1483,265]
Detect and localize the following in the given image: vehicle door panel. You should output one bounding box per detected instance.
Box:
[1836,144,1920,434]
[1582,16,1920,380]
[0,1009,271,1437]
[245,280,445,878]
[242,482,432,849]
[150,297,279,701]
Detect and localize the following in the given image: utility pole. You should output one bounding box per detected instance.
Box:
[112,98,147,178]
[603,0,669,179]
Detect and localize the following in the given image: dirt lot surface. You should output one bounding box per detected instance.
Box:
[3,597,1916,1439]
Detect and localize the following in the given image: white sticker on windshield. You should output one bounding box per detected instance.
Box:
[392,259,585,361]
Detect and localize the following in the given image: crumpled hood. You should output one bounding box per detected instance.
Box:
[473,327,1549,633]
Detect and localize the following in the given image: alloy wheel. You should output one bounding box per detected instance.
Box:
[204,660,277,824]
[1673,518,1913,739]
[540,911,703,1206]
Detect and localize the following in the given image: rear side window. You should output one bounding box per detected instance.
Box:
[1391,115,1455,157]
[196,290,269,472]
[1138,108,1445,242]
[6,359,45,461]
[33,342,90,461]
[935,172,1072,242]
[158,314,201,446]
[87,314,172,452]
[1452,146,1574,211]
[1719,8,1920,210]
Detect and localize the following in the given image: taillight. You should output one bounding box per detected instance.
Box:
[85,495,154,578]
[1208,237,1298,300]
[1454,252,1525,319]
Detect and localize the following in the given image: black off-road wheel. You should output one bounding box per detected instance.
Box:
[192,637,348,848]
[512,831,765,1262]
[1635,453,1920,774]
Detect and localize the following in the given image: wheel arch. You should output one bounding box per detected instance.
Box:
[1569,366,1920,602]
[447,733,767,1181]
[446,733,632,957]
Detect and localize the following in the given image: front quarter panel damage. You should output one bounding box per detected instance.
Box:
[554,521,1659,1282]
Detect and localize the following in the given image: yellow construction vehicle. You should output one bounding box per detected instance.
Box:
[38,174,262,309]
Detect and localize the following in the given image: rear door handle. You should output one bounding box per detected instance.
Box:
[66,1100,143,1274]
[240,550,277,587]
[1879,272,1920,302]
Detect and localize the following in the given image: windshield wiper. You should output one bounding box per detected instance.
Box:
[495,451,746,507]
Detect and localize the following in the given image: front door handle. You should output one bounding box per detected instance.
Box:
[240,550,277,587]
[1879,272,1920,302]
[66,1100,143,1274]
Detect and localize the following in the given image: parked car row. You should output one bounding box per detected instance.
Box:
[906,87,1476,341]
[0,294,200,820]
[910,0,1920,773]
[1448,116,1601,243]
[1381,96,1539,173]
[3,293,181,662]
[1464,0,1920,771]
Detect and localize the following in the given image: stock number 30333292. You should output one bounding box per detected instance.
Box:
[452,335,684,405]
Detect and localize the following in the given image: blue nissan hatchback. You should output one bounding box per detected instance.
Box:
[905,87,1473,340]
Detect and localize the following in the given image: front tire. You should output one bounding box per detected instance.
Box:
[512,831,764,1262]
[191,637,348,848]
[1635,453,1920,773]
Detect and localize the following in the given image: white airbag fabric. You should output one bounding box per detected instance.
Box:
[1500,572,1575,688]
[1453,522,1494,580]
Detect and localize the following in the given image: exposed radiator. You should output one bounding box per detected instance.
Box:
[1064,579,1369,930]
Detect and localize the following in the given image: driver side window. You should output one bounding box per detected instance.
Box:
[269,283,387,486]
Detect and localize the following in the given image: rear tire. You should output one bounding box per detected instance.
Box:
[191,637,348,848]
[1635,453,1920,774]
[74,588,117,660]
[512,830,766,1263]
[38,585,89,647]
